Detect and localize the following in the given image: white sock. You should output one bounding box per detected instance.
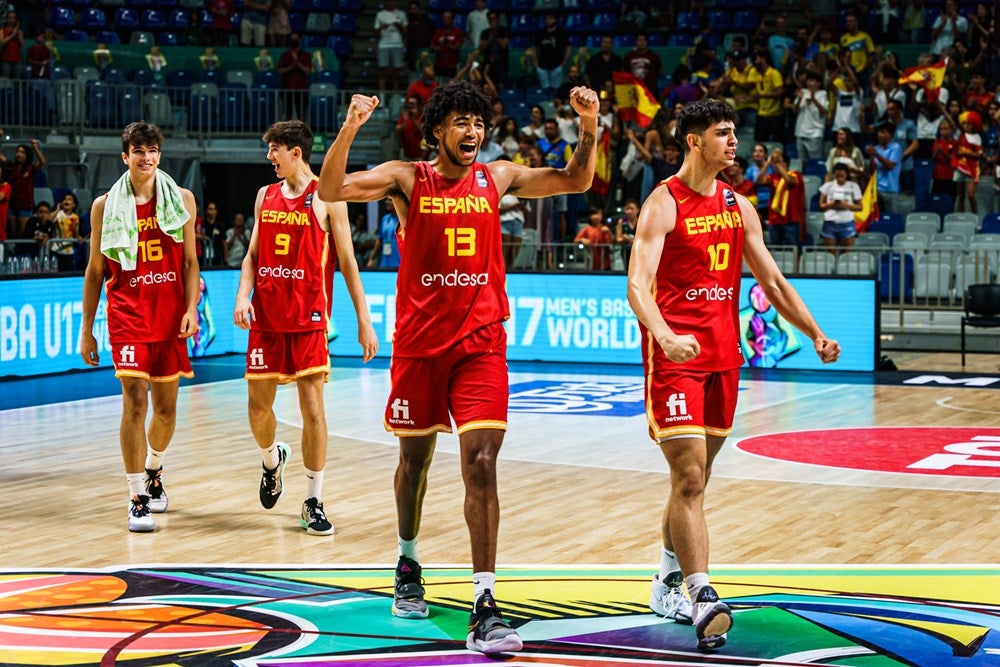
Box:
[304,467,323,501]
[260,443,280,470]
[398,536,418,560]
[685,572,710,601]
[659,548,681,581]
[126,472,146,498]
[473,571,496,605]
[144,447,165,471]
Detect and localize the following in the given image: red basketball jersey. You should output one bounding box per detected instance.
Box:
[394,161,508,357]
[640,176,746,371]
[251,179,333,333]
[104,197,187,344]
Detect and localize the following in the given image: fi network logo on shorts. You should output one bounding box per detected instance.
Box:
[249,348,265,369]
[664,392,690,420]
[119,345,136,366]
[508,380,646,417]
[391,398,415,425]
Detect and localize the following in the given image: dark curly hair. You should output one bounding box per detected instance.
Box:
[121,121,164,153]
[263,120,314,162]
[674,99,738,153]
[420,80,493,149]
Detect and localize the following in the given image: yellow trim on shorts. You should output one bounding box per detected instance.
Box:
[384,420,453,437]
[654,425,707,442]
[457,419,508,435]
[245,364,331,384]
[705,425,733,438]
[115,370,194,383]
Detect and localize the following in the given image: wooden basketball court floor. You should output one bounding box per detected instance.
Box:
[1,352,998,666]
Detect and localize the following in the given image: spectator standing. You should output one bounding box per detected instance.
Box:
[266,0,290,47]
[0,140,45,237]
[378,198,402,269]
[755,148,807,247]
[931,118,958,197]
[761,16,795,73]
[752,51,784,142]
[723,50,759,129]
[52,192,82,271]
[931,0,968,57]
[351,213,379,268]
[201,200,221,266]
[840,14,876,81]
[278,35,311,121]
[826,127,867,182]
[499,192,525,270]
[902,0,927,44]
[493,117,523,159]
[478,11,510,88]
[584,35,623,93]
[538,118,574,240]
[405,1,436,71]
[884,99,919,189]
[406,64,438,107]
[534,12,570,93]
[909,55,950,159]
[429,10,463,79]
[867,122,903,212]
[793,70,829,160]
[225,213,250,267]
[574,207,613,270]
[624,34,662,95]
[25,32,49,78]
[240,0,272,48]
[208,0,234,47]
[465,0,489,48]
[19,200,54,259]
[953,111,983,215]
[0,169,9,254]
[818,162,862,253]
[0,11,23,79]
[831,61,864,143]
[375,0,408,92]
[521,104,545,139]
[615,198,640,269]
[396,96,425,160]
[745,143,774,221]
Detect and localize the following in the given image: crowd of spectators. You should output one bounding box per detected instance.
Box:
[3,1,1000,273]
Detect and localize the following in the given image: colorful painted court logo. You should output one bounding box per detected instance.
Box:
[509,380,646,416]
[737,427,1000,478]
[1,565,998,666]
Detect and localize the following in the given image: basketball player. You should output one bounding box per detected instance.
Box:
[626,99,840,651]
[316,80,598,655]
[233,120,378,535]
[79,122,200,533]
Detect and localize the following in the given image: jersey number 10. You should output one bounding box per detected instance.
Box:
[707,242,730,271]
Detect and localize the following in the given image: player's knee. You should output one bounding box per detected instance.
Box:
[672,465,708,499]
[150,400,176,423]
[462,447,498,486]
[247,395,273,424]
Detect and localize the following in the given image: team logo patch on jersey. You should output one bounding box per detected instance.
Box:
[724,188,737,207]
[475,169,488,188]
[311,311,322,322]
[304,193,313,208]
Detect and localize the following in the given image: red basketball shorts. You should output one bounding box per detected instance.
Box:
[644,366,740,442]
[245,329,330,384]
[112,338,193,383]
[384,322,508,437]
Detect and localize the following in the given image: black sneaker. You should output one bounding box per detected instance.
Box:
[128,495,156,533]
[144,466,168,513]
[259,442,290,509]
[392,555,429,619]
[299,497,334,535]
[692,585,732,651]
[466,590,523,654]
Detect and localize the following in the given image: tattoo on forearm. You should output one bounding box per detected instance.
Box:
[575,131,595,163]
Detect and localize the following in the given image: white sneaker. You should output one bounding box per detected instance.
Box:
[649,573,693,624]
[144,467,168,513]
[692,585,732,651]
[128,495,156,532]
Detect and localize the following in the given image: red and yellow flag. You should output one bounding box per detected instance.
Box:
[854,174,879,233]
[591,129,612,195]
[613,71,661,128]
[899,60,946,101]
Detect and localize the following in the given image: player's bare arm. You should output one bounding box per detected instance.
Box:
[323,198,379,362]
[178,188,201,339]
[738,195,840,363]
[79,195,108,366]
[233,186,267,330]
[317,94,416,206]
[626,186,701,363]
[492,86,599,198]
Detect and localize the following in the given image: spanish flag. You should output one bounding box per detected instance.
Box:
[613,71,661,128]
[899,60,946,101]
[591,129,612,195]
[854,174,879,233]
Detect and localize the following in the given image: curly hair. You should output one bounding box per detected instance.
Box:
[420,80,493,148]
[263,120,314,162]
[674,99,738,153]
[121,121,164,153]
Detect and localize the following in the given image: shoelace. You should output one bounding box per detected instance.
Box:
[131,500,151,517]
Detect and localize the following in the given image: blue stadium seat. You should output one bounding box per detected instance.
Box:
[142,9,168,30]
[337,0,362,10]
[288,12,306,33]
[94,31,120,45]
[593,13,616,31]
[301,34,325,48]
[132,69,156,86]
[51,65,71,81]
[158,31,180,46]
[87,82,117,129]
[249,86,277,132]
[196,69,223,85]
[708,10,731,31]
[114,8,141,31]
[101,67,127,84]
[926,194,954,219]
[614,34,636,48]
[509,14,532,34]
[675,10,701,32]
[168,9,189,29]
[189,83,219,132]
[646,34,665,47]
[980,212,1000,234]
[803,159,826,178]
[668,33,695,47]
[64,29,90,42]
[732,10,759,32]
[119,86,142,124]
[326,35,352,57]
[51,7,78,31]
[218,84,248,132]
[81,8,108,30]
[312,69,337,85]
[870,213,904,241]
[166,69,194,105]
[564,13,588,33]
[309,93,338,133]
[879,251,914,302]
[253,70,279,88]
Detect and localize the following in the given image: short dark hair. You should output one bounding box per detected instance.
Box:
[121,121,163,154]
[674,99,738,153]
[733,155,748,170]
[421,80,493,148]
[263,119,314,162]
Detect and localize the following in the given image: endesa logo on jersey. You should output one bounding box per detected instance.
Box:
[736,427,1000,479]
[420,270,489,287]
[129,271,177,288]
[685,283,734,301]
[258,265,306,280]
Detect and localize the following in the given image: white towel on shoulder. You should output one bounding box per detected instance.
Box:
[100,170,190,270]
